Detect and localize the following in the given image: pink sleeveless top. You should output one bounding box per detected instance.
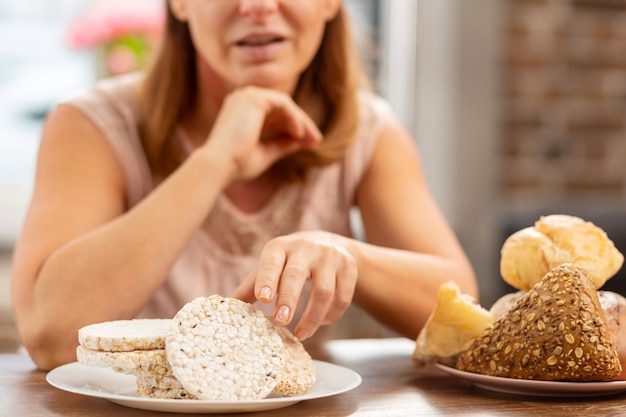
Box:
[63,73,393,323]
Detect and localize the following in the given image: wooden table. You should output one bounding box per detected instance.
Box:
[3,338,626,416]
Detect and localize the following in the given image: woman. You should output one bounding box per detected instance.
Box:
[11,0,477,370]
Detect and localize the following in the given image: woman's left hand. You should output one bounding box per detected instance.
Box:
[231,231,358,341]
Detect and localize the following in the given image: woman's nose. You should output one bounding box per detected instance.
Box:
[238,0,279,19]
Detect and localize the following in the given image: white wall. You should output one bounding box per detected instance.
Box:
[413,0,503,305]
[352,1,505,305]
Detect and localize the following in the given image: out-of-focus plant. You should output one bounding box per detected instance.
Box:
[67,1,164,78]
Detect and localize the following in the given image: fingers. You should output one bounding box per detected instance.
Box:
[291,266,336,340]
[272,255,310,325]
[237,233,357,341]
[253,242,310,327]
[295,254,357,340]
[252,241,288,304]
[322,261,357,325]
[210,87,322,182]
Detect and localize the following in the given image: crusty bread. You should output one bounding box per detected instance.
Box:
[598,291,626,380]
[456,263,622,381]
[500,214,623,291]
[489,290,525,320]
[490,289,626,381]
[412,281,494,367]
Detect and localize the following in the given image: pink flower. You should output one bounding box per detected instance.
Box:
[67,2,165,49]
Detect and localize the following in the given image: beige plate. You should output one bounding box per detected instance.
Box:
[47,361,361,414]
[436,364,626,397]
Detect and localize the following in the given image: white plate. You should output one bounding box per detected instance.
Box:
[47,360,361,414]
[435,364,626,397]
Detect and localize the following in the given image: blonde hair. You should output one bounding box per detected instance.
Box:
[139,4,370,181]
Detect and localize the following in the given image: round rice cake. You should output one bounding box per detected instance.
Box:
[136,383,196,399]
[272,325,317,396]
[166,295,284,400]
[78,318,173,352]
[76,345,171,376]
[136,375,196,399]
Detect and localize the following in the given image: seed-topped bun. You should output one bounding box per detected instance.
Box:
[500,214,623,291]
[456,263,622,381]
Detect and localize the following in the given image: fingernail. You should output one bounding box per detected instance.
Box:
[296,329,310,341]
[275,305,290,323]
[259,286,272,301]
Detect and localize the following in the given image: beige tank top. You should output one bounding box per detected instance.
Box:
[63,72,393,323]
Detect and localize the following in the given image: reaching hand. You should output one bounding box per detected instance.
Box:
[231,231,358,341]
[200,86,322,183]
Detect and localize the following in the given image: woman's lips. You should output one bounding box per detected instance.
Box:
[235,35,286,60]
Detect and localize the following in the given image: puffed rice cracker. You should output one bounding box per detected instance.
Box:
[76,345,171,377]
[272,325,317,396]
[78,318,173,352]
[135,375,196,399]
[166,295,284,401]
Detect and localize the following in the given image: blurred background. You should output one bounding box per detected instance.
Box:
[2,0,626,350]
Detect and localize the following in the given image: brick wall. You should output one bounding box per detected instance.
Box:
[500,0,626,203]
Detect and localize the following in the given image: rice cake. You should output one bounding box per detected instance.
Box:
[78,318,172,352]
[166,295,284,400]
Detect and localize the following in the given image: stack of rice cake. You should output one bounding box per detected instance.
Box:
[76,295,316,400]
[77,318,194,399]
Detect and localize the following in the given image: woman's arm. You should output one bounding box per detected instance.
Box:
[10,104,233,369]
[233,115,477,341]
[11,87,322,370]
[350,117,477,339]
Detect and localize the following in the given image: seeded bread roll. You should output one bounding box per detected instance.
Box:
[500,214,624,291]
[490,289,626,380]
[456,263,622,381]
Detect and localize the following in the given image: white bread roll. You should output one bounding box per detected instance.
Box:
[489,290,525,320]
[500,214,624,291]
[598,291,626,380]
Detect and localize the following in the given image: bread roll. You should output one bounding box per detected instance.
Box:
[489,290,525,320]
[412,281,493,367]
[456,263,622,381]
[500,214,623,291]
[489,288,626,380]
[598,291,626,380]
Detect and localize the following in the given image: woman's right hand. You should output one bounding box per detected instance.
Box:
[199,86,323,182]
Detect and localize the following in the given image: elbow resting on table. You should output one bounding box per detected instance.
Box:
[18,321,78,371]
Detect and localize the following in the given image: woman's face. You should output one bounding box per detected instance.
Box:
[169,0,340,93]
